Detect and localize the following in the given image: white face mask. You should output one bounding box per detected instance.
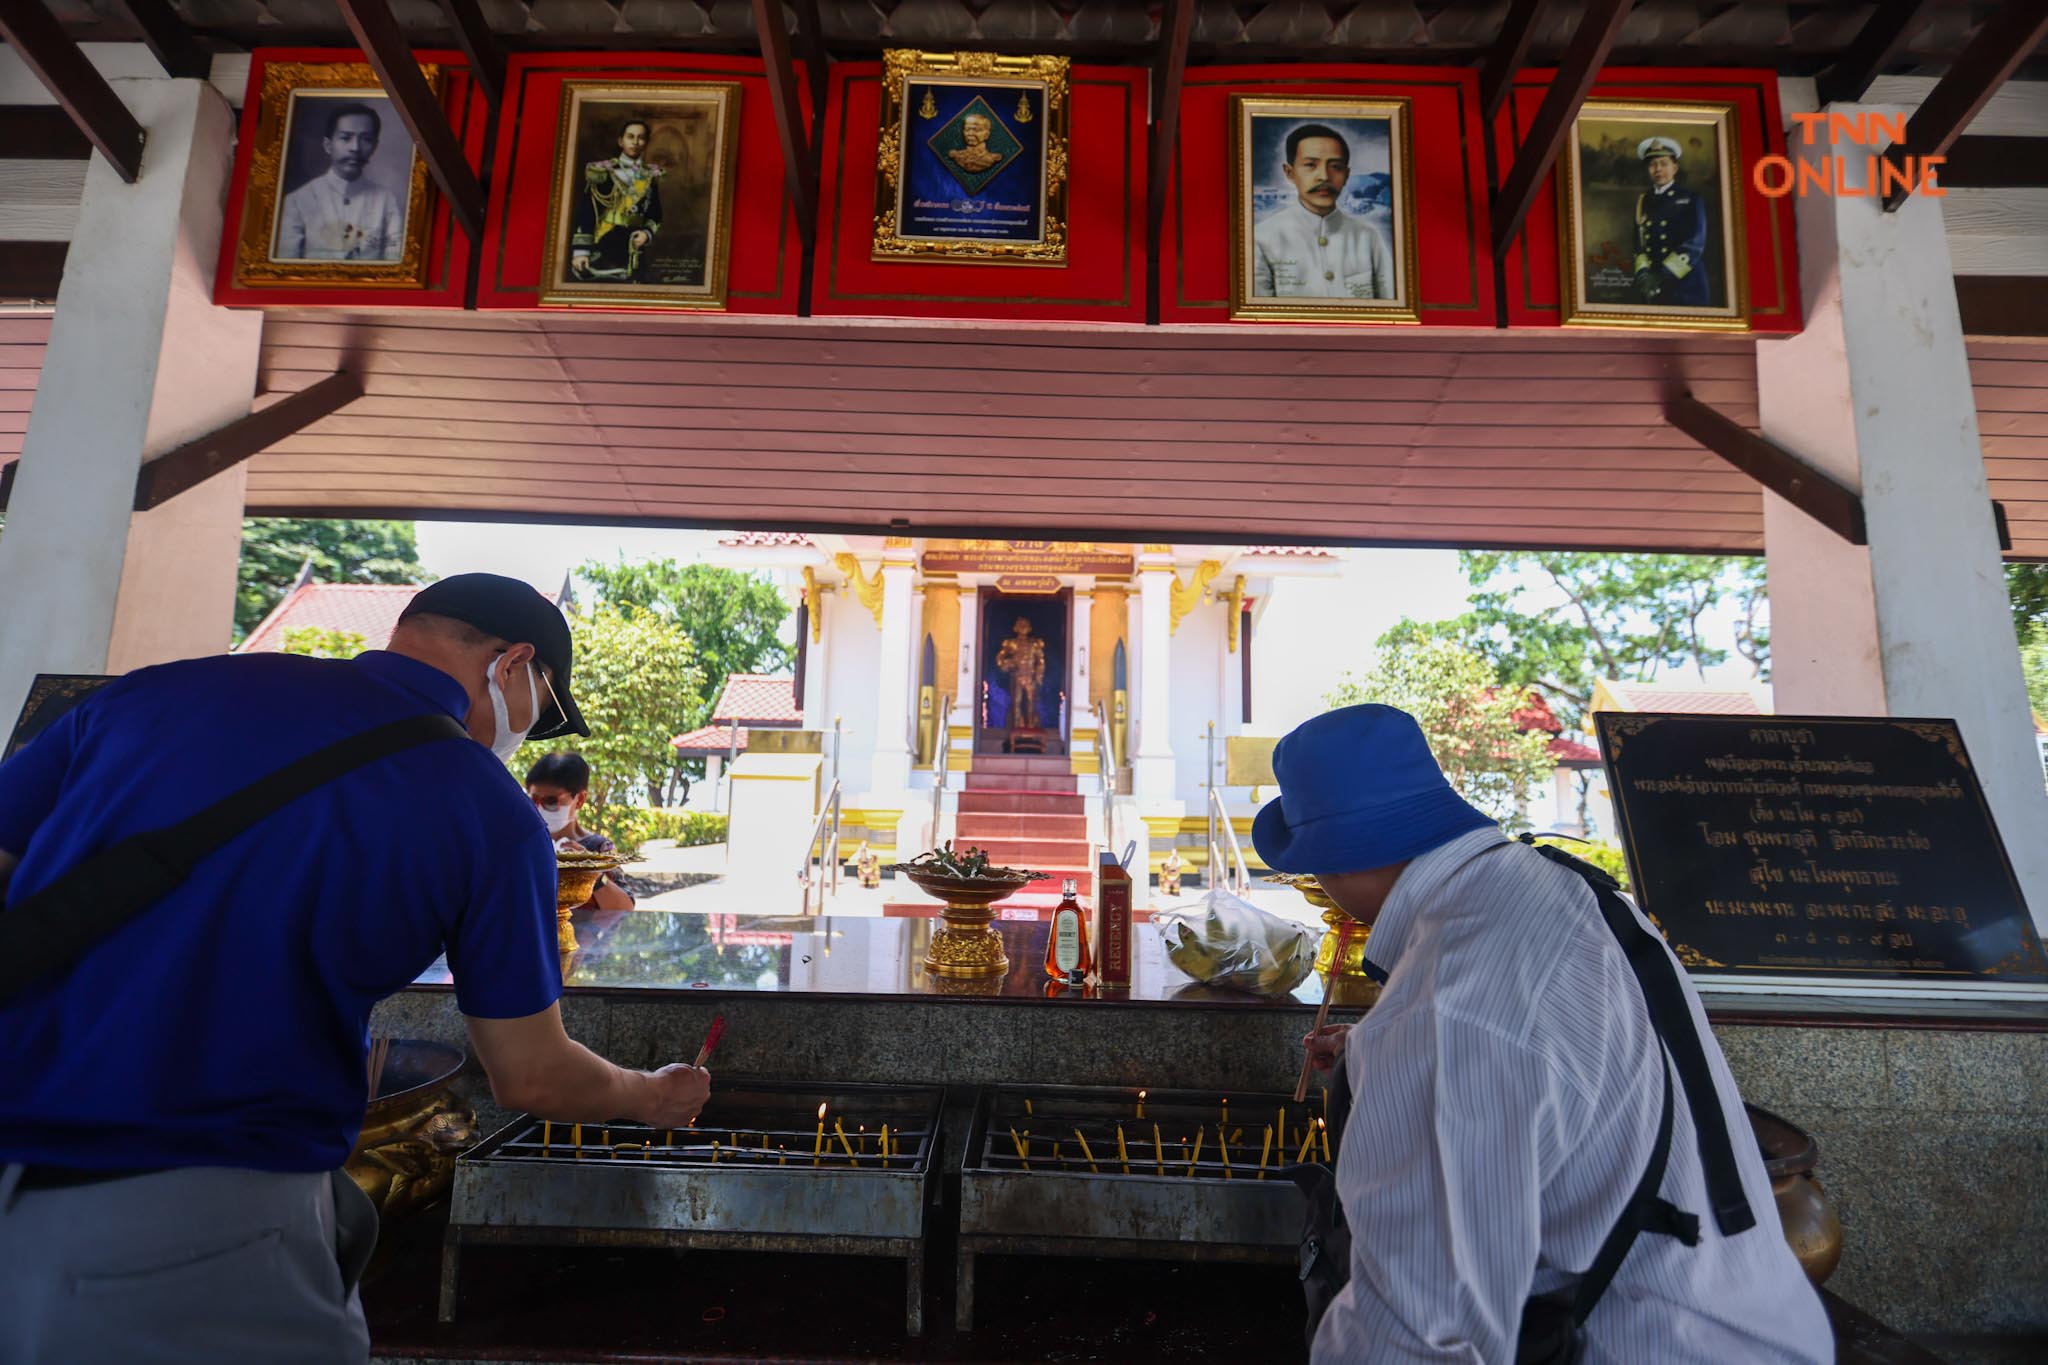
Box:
[540,803,576,835]
[486,657,540,762]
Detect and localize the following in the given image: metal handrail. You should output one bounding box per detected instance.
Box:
[1095,699,1118,863]
[929,693,953,847]
[1206,784,1252,896]
[798,779,844,916]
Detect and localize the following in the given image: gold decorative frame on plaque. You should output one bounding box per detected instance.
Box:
[1557,99,1749,332]
[872,50,1070,266]
[538,81,742,310]
[233,62,441,290]
[1229,96,1420,323]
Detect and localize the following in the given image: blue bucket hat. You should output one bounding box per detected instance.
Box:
[1251,704,1498,876]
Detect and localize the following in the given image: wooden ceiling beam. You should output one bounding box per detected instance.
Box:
[1881,0,2048,212]
[0,241,67,301]
[751,0,818,285]
[133,373,364,512]
[1665,394,1866,546]
[0,106,91,158]
[432,0,505,109]
[1938,136,2048,190]
[1147,0,1194,326]
[1490,0,1632,259]
[334,0,485,241]
[0,0,145,183]
[1479,0,1547,123]
[111,0,212,81]
[790,0,828,135]
[1955,276,2048,338]
[1815,0,1939,109]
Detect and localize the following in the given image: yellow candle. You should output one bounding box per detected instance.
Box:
[879,1126,889,1164]
[1186,1128,1205,1177]
[814,1102,826,1167]
[1221,1097,1229,1129]
[1137,1089,1147,1120]
[1218,1124,1232,1179]
[664,1129,674,1149]
[1296,1128,1316,1163]
[1319,1117,1332,1162]
[642,1143,650,1160]
[1116,1124,1130,1175]
[541,1120,551,1154]
[572,1123,583,1150]
[1073,1128,1098,1173]
[1278,1108,1286,1158]
[835,1119,857,1163]
[711,1139,720,1163]
[762,1133,771,1160]
[1259,1125,1273,1179]
[1052,1140,1062,1166]
[1024,1098,1035,1118]
[1010,1126,1030,1167]
[779,1143,787,1166]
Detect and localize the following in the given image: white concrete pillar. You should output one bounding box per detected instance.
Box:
[1135,550,1177,800]
[954,585,980,730]
[1071,587,1093,729]
[0,77,260,724]
[869,546,918,795]
[1758,101,2048,929]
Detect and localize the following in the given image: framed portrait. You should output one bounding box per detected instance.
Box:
[539,81,742,309]
[231,62,440,289]
[1229,97,1419,323]
[1559,100,1748,330]
[872,50,1070,266]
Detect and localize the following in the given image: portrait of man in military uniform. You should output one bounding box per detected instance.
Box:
[273,95,413,264]
[1564,103,1742,327]
[542,82,741,308]
[1232,97,1417,321]
[571,116,665,284]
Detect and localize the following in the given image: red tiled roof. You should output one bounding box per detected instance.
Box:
[672,723,749,754]
[238,583,424,653]
[1512,691,1563,735]
[712,673,801,724]
[1549,737,1603,766]
[717,532,815,548]
[1241,545,1337,557]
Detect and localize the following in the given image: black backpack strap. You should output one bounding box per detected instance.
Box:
[0,712,470,1004]
[1521,838,1757,1238]
[1570,1054,1699,1326]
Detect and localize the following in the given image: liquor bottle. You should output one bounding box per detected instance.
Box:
[1044,878,1094,981]
[1098,850,1133,985]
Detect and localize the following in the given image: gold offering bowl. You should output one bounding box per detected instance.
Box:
[555,850,627,951]
[1749,1103,1843,1285]
[345,1040,477,1222]
[1267,874,1377,982]
[893,866,1035,979]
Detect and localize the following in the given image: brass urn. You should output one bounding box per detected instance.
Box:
[892,865,1036,979]
[555,848,626,952]
[1267,874,1378,981]
[344,1040,478,1221]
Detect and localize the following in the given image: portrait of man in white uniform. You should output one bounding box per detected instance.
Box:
[273,94,414,264]
[1233,98,1415,321]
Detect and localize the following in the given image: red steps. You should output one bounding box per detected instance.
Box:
[962,772,1077,793]
[957,791,1084,817]
[953,811,1087,840]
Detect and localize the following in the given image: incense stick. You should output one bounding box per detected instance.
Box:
[1295,921,1352,1103]
[365,1035,392,1101]
[692,1014,726,1068]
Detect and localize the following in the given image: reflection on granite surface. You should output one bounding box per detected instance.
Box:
[412,908,1326,1009]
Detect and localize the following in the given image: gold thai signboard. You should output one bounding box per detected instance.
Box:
[993,574,1060,595]
[922,540,1133,576]
[1225,736,1279,787]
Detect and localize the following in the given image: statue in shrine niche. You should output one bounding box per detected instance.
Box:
[995,617,1047,730]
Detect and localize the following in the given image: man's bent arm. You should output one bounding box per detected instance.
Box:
[467,1004,709,1127]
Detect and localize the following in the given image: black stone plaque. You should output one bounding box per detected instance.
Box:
[1596,713,2047,982]
[5,674,112,761]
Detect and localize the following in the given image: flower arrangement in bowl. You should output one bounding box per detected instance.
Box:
[888,843,1042,979]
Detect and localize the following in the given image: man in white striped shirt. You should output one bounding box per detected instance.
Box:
[1254,705,1833,1363]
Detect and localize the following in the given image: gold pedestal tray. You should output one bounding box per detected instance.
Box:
[556,849,627,952]
[1267,874,1376,981]
[894,866,1036,979]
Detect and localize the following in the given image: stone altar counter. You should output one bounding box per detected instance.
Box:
[372,908,2048,1337]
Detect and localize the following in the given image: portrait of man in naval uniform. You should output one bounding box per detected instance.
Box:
[273,97,410,263]
[571,117,666,284]
[1232,98,1416,321]
[1630,136,1711,307]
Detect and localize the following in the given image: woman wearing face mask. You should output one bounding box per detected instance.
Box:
[525,751,635,911]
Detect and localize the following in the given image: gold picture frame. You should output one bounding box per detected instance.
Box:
[872,50,1070,266]
[233,61,441,290]
[1558,99,1749,331]
[539,81,742,310]
[1229,96,1420,323]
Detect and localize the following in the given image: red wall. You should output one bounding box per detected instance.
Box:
[1161,65,1497,328]
[215,48,485,310]
[478,52,805,315]
[812,62,1148,324]
[1495,68,1802,334]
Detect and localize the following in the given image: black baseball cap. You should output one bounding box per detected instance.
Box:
[399,573,589,740]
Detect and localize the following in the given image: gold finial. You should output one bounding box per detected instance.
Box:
[833,553,886,628]
[1015,91,1033,123]
[1169,561,1223,636]
[802,565,823,644]
[1225,575,1246,653]
[918,88,938,120]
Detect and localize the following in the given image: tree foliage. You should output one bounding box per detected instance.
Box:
[1380,552,1767,729]
[579,558,792,731]
[535,605,706,815]
[1326,637,1556,830]
[237,519,429,640]
[279,626,367,659]
[2011,564,2048,639]
[2022,625,2048,726]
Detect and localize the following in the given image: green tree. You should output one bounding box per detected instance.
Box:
[279,626,367,659]
[2011,564,2048,639]
[579,559,792,730]
[1327,637,1556,830]
[237,519,429,640]
[537,605,706,817]
[2022,625,2048,724]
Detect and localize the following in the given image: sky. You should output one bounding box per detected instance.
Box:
[415,522,1768,735]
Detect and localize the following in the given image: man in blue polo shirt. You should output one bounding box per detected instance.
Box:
[0,574,711,1362]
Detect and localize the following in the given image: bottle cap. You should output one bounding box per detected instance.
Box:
[1062,877,1077,896]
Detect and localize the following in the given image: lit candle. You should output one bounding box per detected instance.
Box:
[858,1124,867,1156]
[779,1143,788,1166]
[1010,1127,1030,1168]
[1218,1124,1232,1180]
[1116,1124,1130,1175]
[1296,1128,1316,1163]
[1319,1117,1332,1162]
[712,1139,720,1163]
[1073,1128,1099,1173]
[814,1102,827,1167]
[642,1143,651,1161]
[1259,1125,1273,1179]
[1221,1097,1229,1129]
[1152,1123,1164,1176]
[1137,1089,1147,1120]
[834,1119,857,1163]
[1186,1129,1205,1177]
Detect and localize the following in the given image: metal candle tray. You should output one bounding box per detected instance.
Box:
[955,1084,1329,1330]
[441,1079,944,1335]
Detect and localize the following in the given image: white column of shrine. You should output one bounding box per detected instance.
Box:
[954,585,981,733]
[1071,586,1093,745]
[1757,100,2048,928]
[1134,548,1178,803]
[0,77,260,725]
[869,544,918,798]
